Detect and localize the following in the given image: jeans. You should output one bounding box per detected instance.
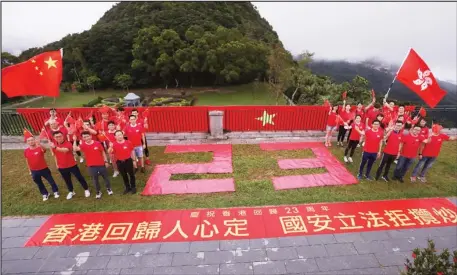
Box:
[344,140,359,157]
[394,156,415,179]
[337,125,347,142]
[375,153,396,179]
[359,152,377,177]
[411,157,436,178]
[58,165,89,192]
[88,166,111,193]
[117,158,136,190]
[31,168,59,195]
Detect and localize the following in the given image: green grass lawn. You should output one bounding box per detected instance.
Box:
[2,142,456,217]
[2,83,285,109]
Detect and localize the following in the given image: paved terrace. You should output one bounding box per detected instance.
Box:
[2,197,457,275]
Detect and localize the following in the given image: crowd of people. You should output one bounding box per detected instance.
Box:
[325,96,455,183]
[23,107,149,201]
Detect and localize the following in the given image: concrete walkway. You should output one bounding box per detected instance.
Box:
[2,198,457,275]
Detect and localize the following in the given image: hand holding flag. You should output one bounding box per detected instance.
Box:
[419,107,426,117]
[342,91,347,100]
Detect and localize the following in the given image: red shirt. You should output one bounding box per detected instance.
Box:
[123,124,144,147]
[79,141,105,167]
[422,134,450,157]
[52,141,76,169]
[327,112,338,127]
[349,122,365,141]
[394,112,411,124]
[47,116,63,126]
[24,147,48,171]
[112,140,134,161]
[400,134,425,158]
[95,120,109,132]
[365,107,380,126]
[383,130,403,155]
[339,110,353,126]
[364,129,383,153]
[105,131,116,143]
[419,127,429,139]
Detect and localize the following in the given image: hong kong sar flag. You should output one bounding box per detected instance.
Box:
[396,48,446,108]
[1,49,63,97]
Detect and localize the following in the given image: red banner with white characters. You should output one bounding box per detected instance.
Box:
[25,198,457,247]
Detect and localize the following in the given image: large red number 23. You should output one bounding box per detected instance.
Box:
[142,143,357,195]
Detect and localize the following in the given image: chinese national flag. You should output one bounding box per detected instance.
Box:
[396,48,446,108]
[1,49,63,97]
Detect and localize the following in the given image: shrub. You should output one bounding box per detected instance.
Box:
[83,97,103,107]
[401,239,457,275]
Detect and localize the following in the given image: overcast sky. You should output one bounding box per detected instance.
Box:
[2,2,456,82]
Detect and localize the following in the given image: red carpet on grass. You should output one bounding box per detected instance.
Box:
[260,142,358,190]
[141,144,235,195]
[25,198,457,247]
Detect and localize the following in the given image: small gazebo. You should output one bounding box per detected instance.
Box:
[124,93,141,107]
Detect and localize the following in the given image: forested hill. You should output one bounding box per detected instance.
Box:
[15,2,281,89]
[308,60,457,106]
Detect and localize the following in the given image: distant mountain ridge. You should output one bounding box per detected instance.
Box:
[308,59,457,106]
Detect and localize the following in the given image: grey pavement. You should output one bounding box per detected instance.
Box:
[2,198,457,274]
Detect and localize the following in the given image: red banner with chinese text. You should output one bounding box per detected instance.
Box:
[25,198,457,247]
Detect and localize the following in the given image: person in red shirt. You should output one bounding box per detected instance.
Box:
[346,102,365,143]
[74,131,113,199]
[325,105,339,147]
[413,118,429,139]
[44,108,63,127]
[337,102,353,146]
[124,115,146,173]
[47,120,69,143]
[358,119,383,180]
[411,124,456,183]
[343,114,364,163]
[82,120,98,141]
[393,125,429,183]
[24,133,59,201]
[131,109,151,165]
[103,121,119,177]
[393,105,412,127]
[50,131,90,200]
[375,120,404,182]
[108,130,137,194]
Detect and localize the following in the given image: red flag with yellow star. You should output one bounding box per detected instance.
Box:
[1,49,63,97]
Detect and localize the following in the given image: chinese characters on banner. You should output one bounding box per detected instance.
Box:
[25,198,457,247]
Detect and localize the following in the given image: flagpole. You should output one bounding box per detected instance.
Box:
[384,47,412,100]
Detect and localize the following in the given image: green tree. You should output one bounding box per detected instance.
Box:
[1,52,19,68]
[266,43,294,105]
[86,75,101,94]
[114,73,133,92]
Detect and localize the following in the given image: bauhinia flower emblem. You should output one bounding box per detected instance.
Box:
[413,69,433,91]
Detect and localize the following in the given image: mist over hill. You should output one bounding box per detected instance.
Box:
[307,59,457,106]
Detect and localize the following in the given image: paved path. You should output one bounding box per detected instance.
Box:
[2,198,457,275]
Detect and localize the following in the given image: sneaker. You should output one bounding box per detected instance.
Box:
[348,157,353,163]
[84,190,90,198]
[66,192,76,200]
[325,142,329,147]
[394,160,398,164]
[357,174,363,180]
[95,192,102,199]
[357,144,361,148]
[54,192,60,199]
[107,189,114,195]
[79,157,84,163]
[141,167,145,173]
[343,156,348,163]
[410,176,417,183]
[113,171,119,178]
[381,176,390,182]
[365,176,374,181]
[131,187,137,194]
[123,189,131,195]
[418,177,427,183]
[42,194,49,201]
